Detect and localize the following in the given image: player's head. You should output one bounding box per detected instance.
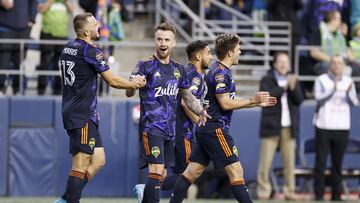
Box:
[186,40,212,69]
[73,13,100,41]
[154,22,176,60]
[215,34,241,65]
[272,52,290,76]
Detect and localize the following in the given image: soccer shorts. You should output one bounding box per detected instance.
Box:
[190,127,239,169]
[139,132,175,169]
[67,120,103,156]
[173,135,195,174]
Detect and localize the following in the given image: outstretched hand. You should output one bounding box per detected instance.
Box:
[131,75,146,89]
[251,91,277,107]
[198,107,211,127]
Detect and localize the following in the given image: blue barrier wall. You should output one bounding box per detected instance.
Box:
[0,97,359,197]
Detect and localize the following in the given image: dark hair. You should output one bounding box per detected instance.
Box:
[323,10,339,23]
[215,34,240,60]
[186,40,209,60]
[273,51,289,63]
[154,22,176,35]
[73,13,93,37]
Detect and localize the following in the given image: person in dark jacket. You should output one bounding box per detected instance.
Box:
[257,52,304,200]
[0,0,37,94]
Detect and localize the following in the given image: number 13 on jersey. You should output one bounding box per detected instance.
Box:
[61,60,76,86]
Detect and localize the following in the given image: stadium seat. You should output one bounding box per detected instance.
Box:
[272,137,360,196]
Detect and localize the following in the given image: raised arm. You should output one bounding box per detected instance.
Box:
[101,70,145,90]
[216,91,277,111]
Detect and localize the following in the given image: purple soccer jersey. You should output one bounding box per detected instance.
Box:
[176,63,206,140]
[131,56,190,140]
[203,61,235,129]
[60,38,109,130]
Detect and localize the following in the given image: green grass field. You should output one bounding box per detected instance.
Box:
[0,198,358,203]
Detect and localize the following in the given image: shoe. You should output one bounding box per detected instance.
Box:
[133,184,145,203]
[53,198,67,203]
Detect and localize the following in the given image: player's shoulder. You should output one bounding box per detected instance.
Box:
[170,58,185,69]
[136,55,155,67]
[209,62,229,77]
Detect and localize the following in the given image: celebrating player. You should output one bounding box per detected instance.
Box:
[169,34,277,203]
[126,23,210,203]
[54,13,145,203]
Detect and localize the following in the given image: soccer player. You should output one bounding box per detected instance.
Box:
[169,33,277,203]
[54,13,145,203]
[161,40,213,193]
[126,23,210,203]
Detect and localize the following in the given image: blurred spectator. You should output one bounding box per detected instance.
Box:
[349,22,360,62]
[312,55,358,201]
[309,0,350,32]
[309,9,360,86]
[0,0,37,94]
[267,0,303,65]
[257,52,304,200]
[37,0,75,95]
[350,0,360,29]
[108,0,125,57]
[252,0,267,35]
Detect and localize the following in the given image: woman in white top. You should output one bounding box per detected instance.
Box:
[313,55,359,201]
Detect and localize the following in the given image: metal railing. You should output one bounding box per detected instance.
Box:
[0,38,189,95]
[294,45,360,82]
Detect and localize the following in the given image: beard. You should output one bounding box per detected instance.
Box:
[156,48,171,59]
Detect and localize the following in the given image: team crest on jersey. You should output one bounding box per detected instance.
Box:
[216,83,226,89]
[151,146,161,158]
[89,138,96,150]
[192,77,201,86]
[215,73,224,82]
[154,71,161,77]
[95,52,104,61]
[174,69,181,80]
[233,146,238,157]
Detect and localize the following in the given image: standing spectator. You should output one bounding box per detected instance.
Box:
[0,0,37,95]
[257,52,304,200]
[267,0,303,66]
[313,55,358,201]
[37,0,75,95]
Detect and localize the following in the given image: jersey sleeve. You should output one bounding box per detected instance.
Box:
[213,70,231,95]
[130,60,146,78]
[84,46,110,74]
[178,65,190,89]
[188,71,202,97]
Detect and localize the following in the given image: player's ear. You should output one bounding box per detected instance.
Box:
[173,39,176,47]
[195,52,201,61]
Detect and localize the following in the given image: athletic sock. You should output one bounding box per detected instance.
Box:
[169,175,192,203]
[61,171,90,200]
[141,173,161,203]
[230,180,253,203]
[65,170,87,203]
[161,174,179,191]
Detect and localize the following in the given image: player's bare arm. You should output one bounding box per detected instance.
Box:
[181,98,199,123]
[180,88,211,126]
[101,70,146,90]
[216,91,277,111]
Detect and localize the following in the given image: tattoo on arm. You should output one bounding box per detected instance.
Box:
[180,89,203,115]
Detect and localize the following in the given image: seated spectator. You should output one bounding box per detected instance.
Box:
[309,10,360,79]
[349,22,360,62]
